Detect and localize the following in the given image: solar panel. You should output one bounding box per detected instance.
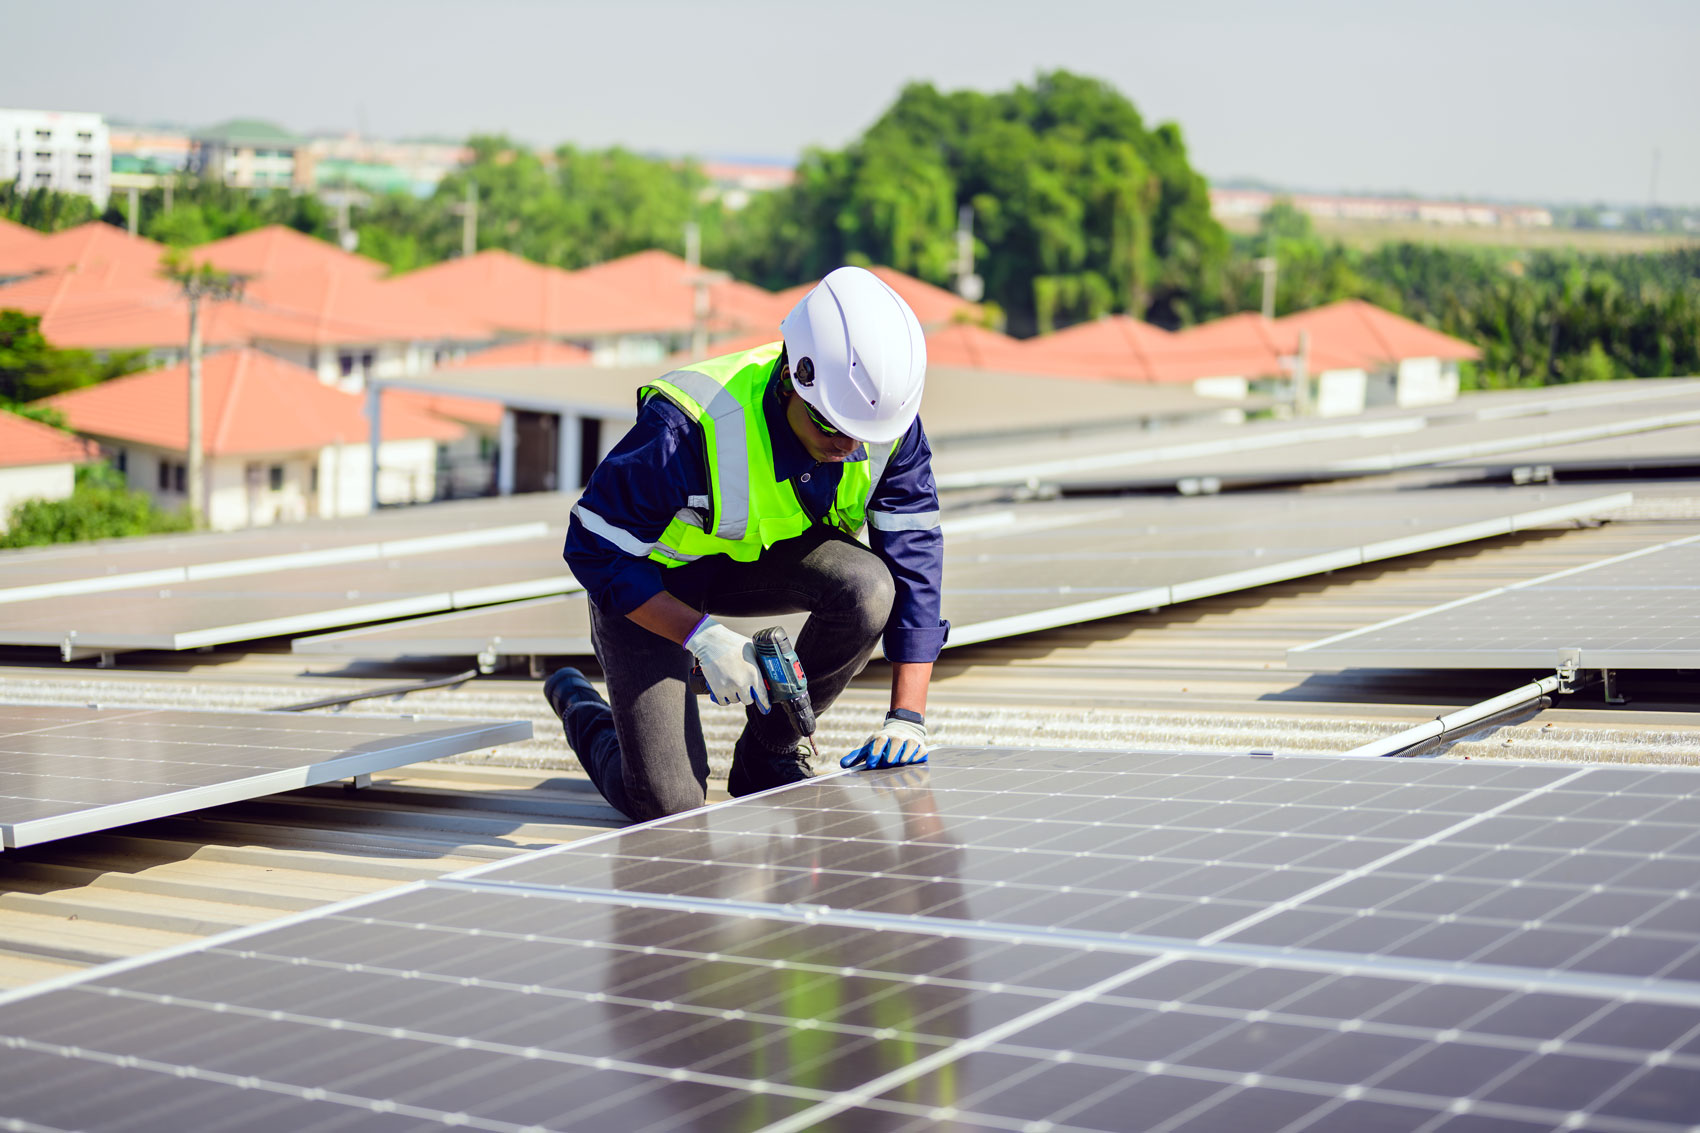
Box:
[0,704,532,848]
[1444,422,1700,480]
[293,487,1634,661]
[1289,533,1700,671]
[935,386,1700,493]
[3,747,1697,1131]
[0,535,580,655]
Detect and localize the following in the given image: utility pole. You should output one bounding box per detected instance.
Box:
[127,186,140,236]
[683,220,726,360]
[953,205,983,302]
[1257,256,1278,320]
[1291,329,1311,417]
[451,182,478,258]
[167,261,246,524]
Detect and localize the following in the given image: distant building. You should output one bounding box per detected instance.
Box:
[45,350,464,530]
[302,134,471,198]
[0,411,96,531]
[699,160,795,210]
[1211,188,1553,229]
[0,108,111,209]
[190,120,302,189]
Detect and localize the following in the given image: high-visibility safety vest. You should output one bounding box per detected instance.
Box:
[571,342,904,568]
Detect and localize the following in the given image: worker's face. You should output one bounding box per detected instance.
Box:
[784,385,861,463]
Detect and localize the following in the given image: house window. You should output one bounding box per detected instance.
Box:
[310,465,319,493]
[157,461,170,491]
[34,152,53,162]
[269,465,284,491]
[77,131,93,144]
[76,172,92,183]
[112,449,127,475]
[173,463,186,493]
[77,152,93,163]
[339,353,356,377]
[360,351,376,376]
[33,130,50,142]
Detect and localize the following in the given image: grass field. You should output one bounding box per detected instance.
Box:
[1221,216,1700,254]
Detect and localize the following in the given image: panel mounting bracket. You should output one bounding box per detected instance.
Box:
[1601,669,1627,705]
[1555,648,1582,695]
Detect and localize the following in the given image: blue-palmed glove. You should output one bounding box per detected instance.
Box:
[842,710,928,769]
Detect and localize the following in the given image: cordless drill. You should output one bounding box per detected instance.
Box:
[690,626,819,759]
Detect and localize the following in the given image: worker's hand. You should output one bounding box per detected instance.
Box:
[842,713,928,769]
[683,617,770,713]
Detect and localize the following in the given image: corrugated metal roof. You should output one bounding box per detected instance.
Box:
[1,486,1696,993]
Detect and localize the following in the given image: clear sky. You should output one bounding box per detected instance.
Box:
[8,0,1697,205]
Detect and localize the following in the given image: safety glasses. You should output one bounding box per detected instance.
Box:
[801,399,844,438]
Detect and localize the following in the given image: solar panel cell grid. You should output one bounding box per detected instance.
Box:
[4,747,1698,1131]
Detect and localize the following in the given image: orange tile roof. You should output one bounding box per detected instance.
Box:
[923,323,1032,371]
[237,261,493,344]
[0,218,49,262]
[1152,313,1361,383]
[194,225,389,281]
[776,267,981,329]
[568,249,790,336]
[1019,316,1177,381]
[444,338,593,369]
[0,410,98,468]
[4,221,165,282]
[388,250,644,338]
[1277,299,1481,365]
[0,269,256,351]
[0,229,491,350]
[45,349,463,455]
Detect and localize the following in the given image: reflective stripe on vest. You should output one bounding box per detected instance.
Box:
[647,366,751,541]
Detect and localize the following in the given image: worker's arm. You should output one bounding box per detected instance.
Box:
[890,660,931,716]
[845,421,944,771]
[625,590,703,645]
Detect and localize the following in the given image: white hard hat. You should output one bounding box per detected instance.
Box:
[779,265,927,444]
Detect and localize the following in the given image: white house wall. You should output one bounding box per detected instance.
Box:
[1395,356,1459,407]
[0,463,76,531]
[1314,369,1369,417]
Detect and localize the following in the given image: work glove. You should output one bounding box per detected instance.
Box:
[683,617,770,713]
[842,711,928,769]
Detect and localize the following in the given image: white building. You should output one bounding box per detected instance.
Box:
[44,350,464,531]
[0,108,111,209]
[0,411,95,533]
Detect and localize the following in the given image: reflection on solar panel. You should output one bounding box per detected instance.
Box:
[0,705,531,848]
[935,386,1700,493]
[293,487,1634,661]
[0,536,579,656]
[1289,533,1700,671]
[4,747,1697,1131]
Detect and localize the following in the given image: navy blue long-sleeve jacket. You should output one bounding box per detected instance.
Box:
[563,369,948,663]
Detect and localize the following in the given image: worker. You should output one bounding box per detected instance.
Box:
[545,266,948,822]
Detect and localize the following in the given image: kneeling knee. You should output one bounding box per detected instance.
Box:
[838,559,896,627]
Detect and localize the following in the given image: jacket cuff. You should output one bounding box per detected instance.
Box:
[883,620,949,664]
[603,571,666,618]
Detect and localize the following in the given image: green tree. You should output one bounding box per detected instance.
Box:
[725,71,1230,336]
[0,463,194,548]
[0,185,102,231]
[0,310,150,403]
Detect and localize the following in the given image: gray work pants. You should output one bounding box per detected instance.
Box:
[576,525,895,822]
